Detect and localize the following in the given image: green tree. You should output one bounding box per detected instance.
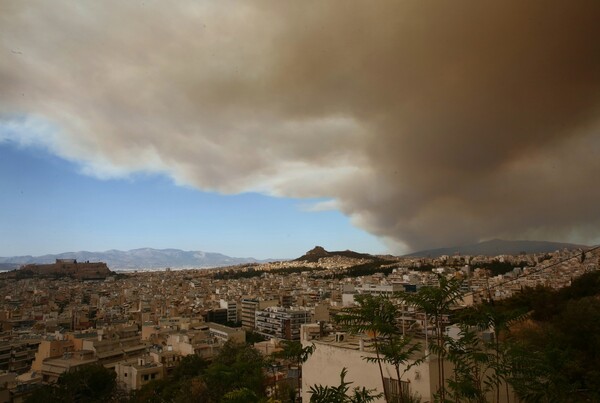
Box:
[444,325,497,403]
[399,275,464,401]
[203,341,267,401]
[130,354,209,403]
[275,340,315,401]
[458,301,529,403]
[365,335,424,403]
[24,385,63,403]
[222,387,260,403]
[170,354,207,380]
[309,368,382,403]
[504,336,574,403]
[335,294,398,401]
[26,363,118,403]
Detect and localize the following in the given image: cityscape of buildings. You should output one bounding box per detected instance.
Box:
[0,246,596,402]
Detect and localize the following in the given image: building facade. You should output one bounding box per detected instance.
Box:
[255,307,310,340]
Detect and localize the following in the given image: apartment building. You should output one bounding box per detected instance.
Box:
[206,322,246,344]
[219,299,238,323]
[39,350,98,383]
[241,298,278,329]
[255,307,311,340]
[115,356,164,391]
[300,323,433,403]
[355,283,404,296]
[30,338,75,372]
[0,340,41,374]
[81,326,147,368]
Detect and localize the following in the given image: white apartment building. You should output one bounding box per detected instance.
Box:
[255,306,311,340]
[219,299,238,323]
[241,298,278,329]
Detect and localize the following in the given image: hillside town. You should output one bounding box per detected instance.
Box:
[0,246,597,402]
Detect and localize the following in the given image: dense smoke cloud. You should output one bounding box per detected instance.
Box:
[1,1,599,252]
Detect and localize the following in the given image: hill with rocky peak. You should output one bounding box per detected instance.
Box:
[294,246,377,263]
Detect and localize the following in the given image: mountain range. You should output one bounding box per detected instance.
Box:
[0,248,274,271]
[0,239,588,271]
[404,239,587,258]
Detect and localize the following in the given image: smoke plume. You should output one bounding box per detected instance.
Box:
[1,1,599,252]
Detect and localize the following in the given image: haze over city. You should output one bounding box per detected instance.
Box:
[2,1,600,259]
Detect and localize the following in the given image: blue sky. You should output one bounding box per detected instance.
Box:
[0,140,387,259]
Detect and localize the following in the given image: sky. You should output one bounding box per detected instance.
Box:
[1,1,600,259]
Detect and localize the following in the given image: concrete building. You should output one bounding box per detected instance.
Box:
[0,340,41,374]
[203,308,227,325]
[355,283,404,296]
[301,324,435,403]
[300,324,513,403]
[206,322,246,344]
[219,300,238,323]
[312,303,330,323]
[241,298,278,329]
[148,346,180,375]
[115,356,164,392]
[255,307,311,340]
[30,339,75,372]
[81,326,147,368]
[39,350,98,383]
[166,329,221,360]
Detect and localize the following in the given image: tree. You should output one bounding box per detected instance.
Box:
[398,275,464,401]
[504,336,574,403]
[203,341,267,401]
[364,335,424,403]
[130,355,209,403]
[222,387,260,403]
[170,354,207,380]
[309,368,383,403]
[335,294,398,401]
[275,340,315,401]
[26,363,118,403]
[458,301,529,403]
[444,325,496,403]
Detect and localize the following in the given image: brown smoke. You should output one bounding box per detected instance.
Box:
[1,1,599,252]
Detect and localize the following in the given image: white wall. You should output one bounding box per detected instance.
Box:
[302,340,434,402]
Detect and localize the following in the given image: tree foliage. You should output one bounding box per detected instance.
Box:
[309,368,382,403]
[203,341,267,402]
[398,275,464,401]
[274,340,315,401]
[26,363,118,403]
[129,342,267,403]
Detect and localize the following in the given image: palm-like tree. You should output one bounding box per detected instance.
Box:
[473,303,528,403]
[275,340,316,402]
[309,367,383,403]
[335,294,398,402]
[444,325,497,403]
[365,335,425,403]
[398,275,464,401]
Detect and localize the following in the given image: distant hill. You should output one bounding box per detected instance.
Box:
[0,263,19,271]
[405,239,587,258]
[18,260,113,280]
[0,248,275,270]
[295,246,376,263]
